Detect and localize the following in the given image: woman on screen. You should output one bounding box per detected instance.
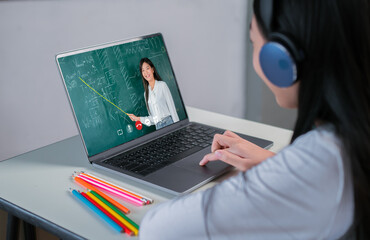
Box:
[140,0,370,239]
[128,57,179,130]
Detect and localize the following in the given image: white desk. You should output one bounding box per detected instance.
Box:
[0,107,292,239]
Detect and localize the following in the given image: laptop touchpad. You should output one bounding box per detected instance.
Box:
[145,165,208,193]
[174,148,232,175]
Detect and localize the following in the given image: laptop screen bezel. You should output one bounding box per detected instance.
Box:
[55,33,190,163]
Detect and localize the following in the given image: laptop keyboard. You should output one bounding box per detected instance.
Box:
[102,124,224,176]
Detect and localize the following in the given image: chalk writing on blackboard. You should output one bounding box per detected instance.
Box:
[78,77,130,117]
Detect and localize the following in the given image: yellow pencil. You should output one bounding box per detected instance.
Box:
[86,191,139,236]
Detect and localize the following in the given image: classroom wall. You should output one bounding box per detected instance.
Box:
[0,0,296,162]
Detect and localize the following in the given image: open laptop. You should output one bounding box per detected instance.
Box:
[56,33,273,195]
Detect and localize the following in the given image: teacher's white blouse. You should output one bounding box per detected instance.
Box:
[140,80,179,126]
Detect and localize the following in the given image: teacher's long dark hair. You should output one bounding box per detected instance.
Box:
[139,57,162,113]
[254,0,370,238]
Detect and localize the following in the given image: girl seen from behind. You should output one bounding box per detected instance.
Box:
[140,0,370,239]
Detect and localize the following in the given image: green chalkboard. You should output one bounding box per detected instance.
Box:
[57,34,187,156]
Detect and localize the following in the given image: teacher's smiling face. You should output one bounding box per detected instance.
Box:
[141,62,155,82]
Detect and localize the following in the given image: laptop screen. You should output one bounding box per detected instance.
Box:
[57,33,187,156]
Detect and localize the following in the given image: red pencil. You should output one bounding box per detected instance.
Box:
[81,192,134,236]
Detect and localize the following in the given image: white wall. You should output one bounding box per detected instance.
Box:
[0,0,250,161]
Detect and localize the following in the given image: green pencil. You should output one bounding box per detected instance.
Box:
[90,190,140,230]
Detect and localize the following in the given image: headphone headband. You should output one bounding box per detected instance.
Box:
[259,0,274,34]
[269,32,304,63]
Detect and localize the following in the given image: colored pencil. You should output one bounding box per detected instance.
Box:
[90,190,139,230]
[81,192,133,236]
[70,189,122,233]
[78,172,150,204]
[76,174,143,206]
[86,191,139,236]
[76,174,144,206]
[79,172,153,204]
[73,176,130,214]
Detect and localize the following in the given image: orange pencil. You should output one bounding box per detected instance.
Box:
[73,175,130,214]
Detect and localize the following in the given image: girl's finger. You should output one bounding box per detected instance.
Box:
[213,150,249,171]
[211,134,236,152]
[223,130,243,140]
[199,152,219,166]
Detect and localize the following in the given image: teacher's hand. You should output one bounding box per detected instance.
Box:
[127,114,140,122]
[199,131,275,171]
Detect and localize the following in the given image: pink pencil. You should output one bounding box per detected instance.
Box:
[76,175,144,206]
[78,172,152,204]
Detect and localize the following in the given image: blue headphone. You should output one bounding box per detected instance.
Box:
[258,0,304,87]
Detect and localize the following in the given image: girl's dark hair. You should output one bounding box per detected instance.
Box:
[254,0,370,238]
[139,58,162,113]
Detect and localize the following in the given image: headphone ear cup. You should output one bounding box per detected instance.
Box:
[259,42,297,87]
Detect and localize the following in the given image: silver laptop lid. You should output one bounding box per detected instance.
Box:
[56,33,189,162]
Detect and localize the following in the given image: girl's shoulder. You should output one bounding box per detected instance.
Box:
[293,124,341,154]
[256,124,345,185]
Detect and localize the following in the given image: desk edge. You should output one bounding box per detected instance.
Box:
[0,196,86,240]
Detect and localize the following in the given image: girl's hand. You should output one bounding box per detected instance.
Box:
[127,114,140,122]
[199,130,275,171]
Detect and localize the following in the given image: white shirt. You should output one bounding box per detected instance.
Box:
[140,80,179,126]
[140,125,354,240]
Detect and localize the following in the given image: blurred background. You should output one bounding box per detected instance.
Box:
[0,0,296,163]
